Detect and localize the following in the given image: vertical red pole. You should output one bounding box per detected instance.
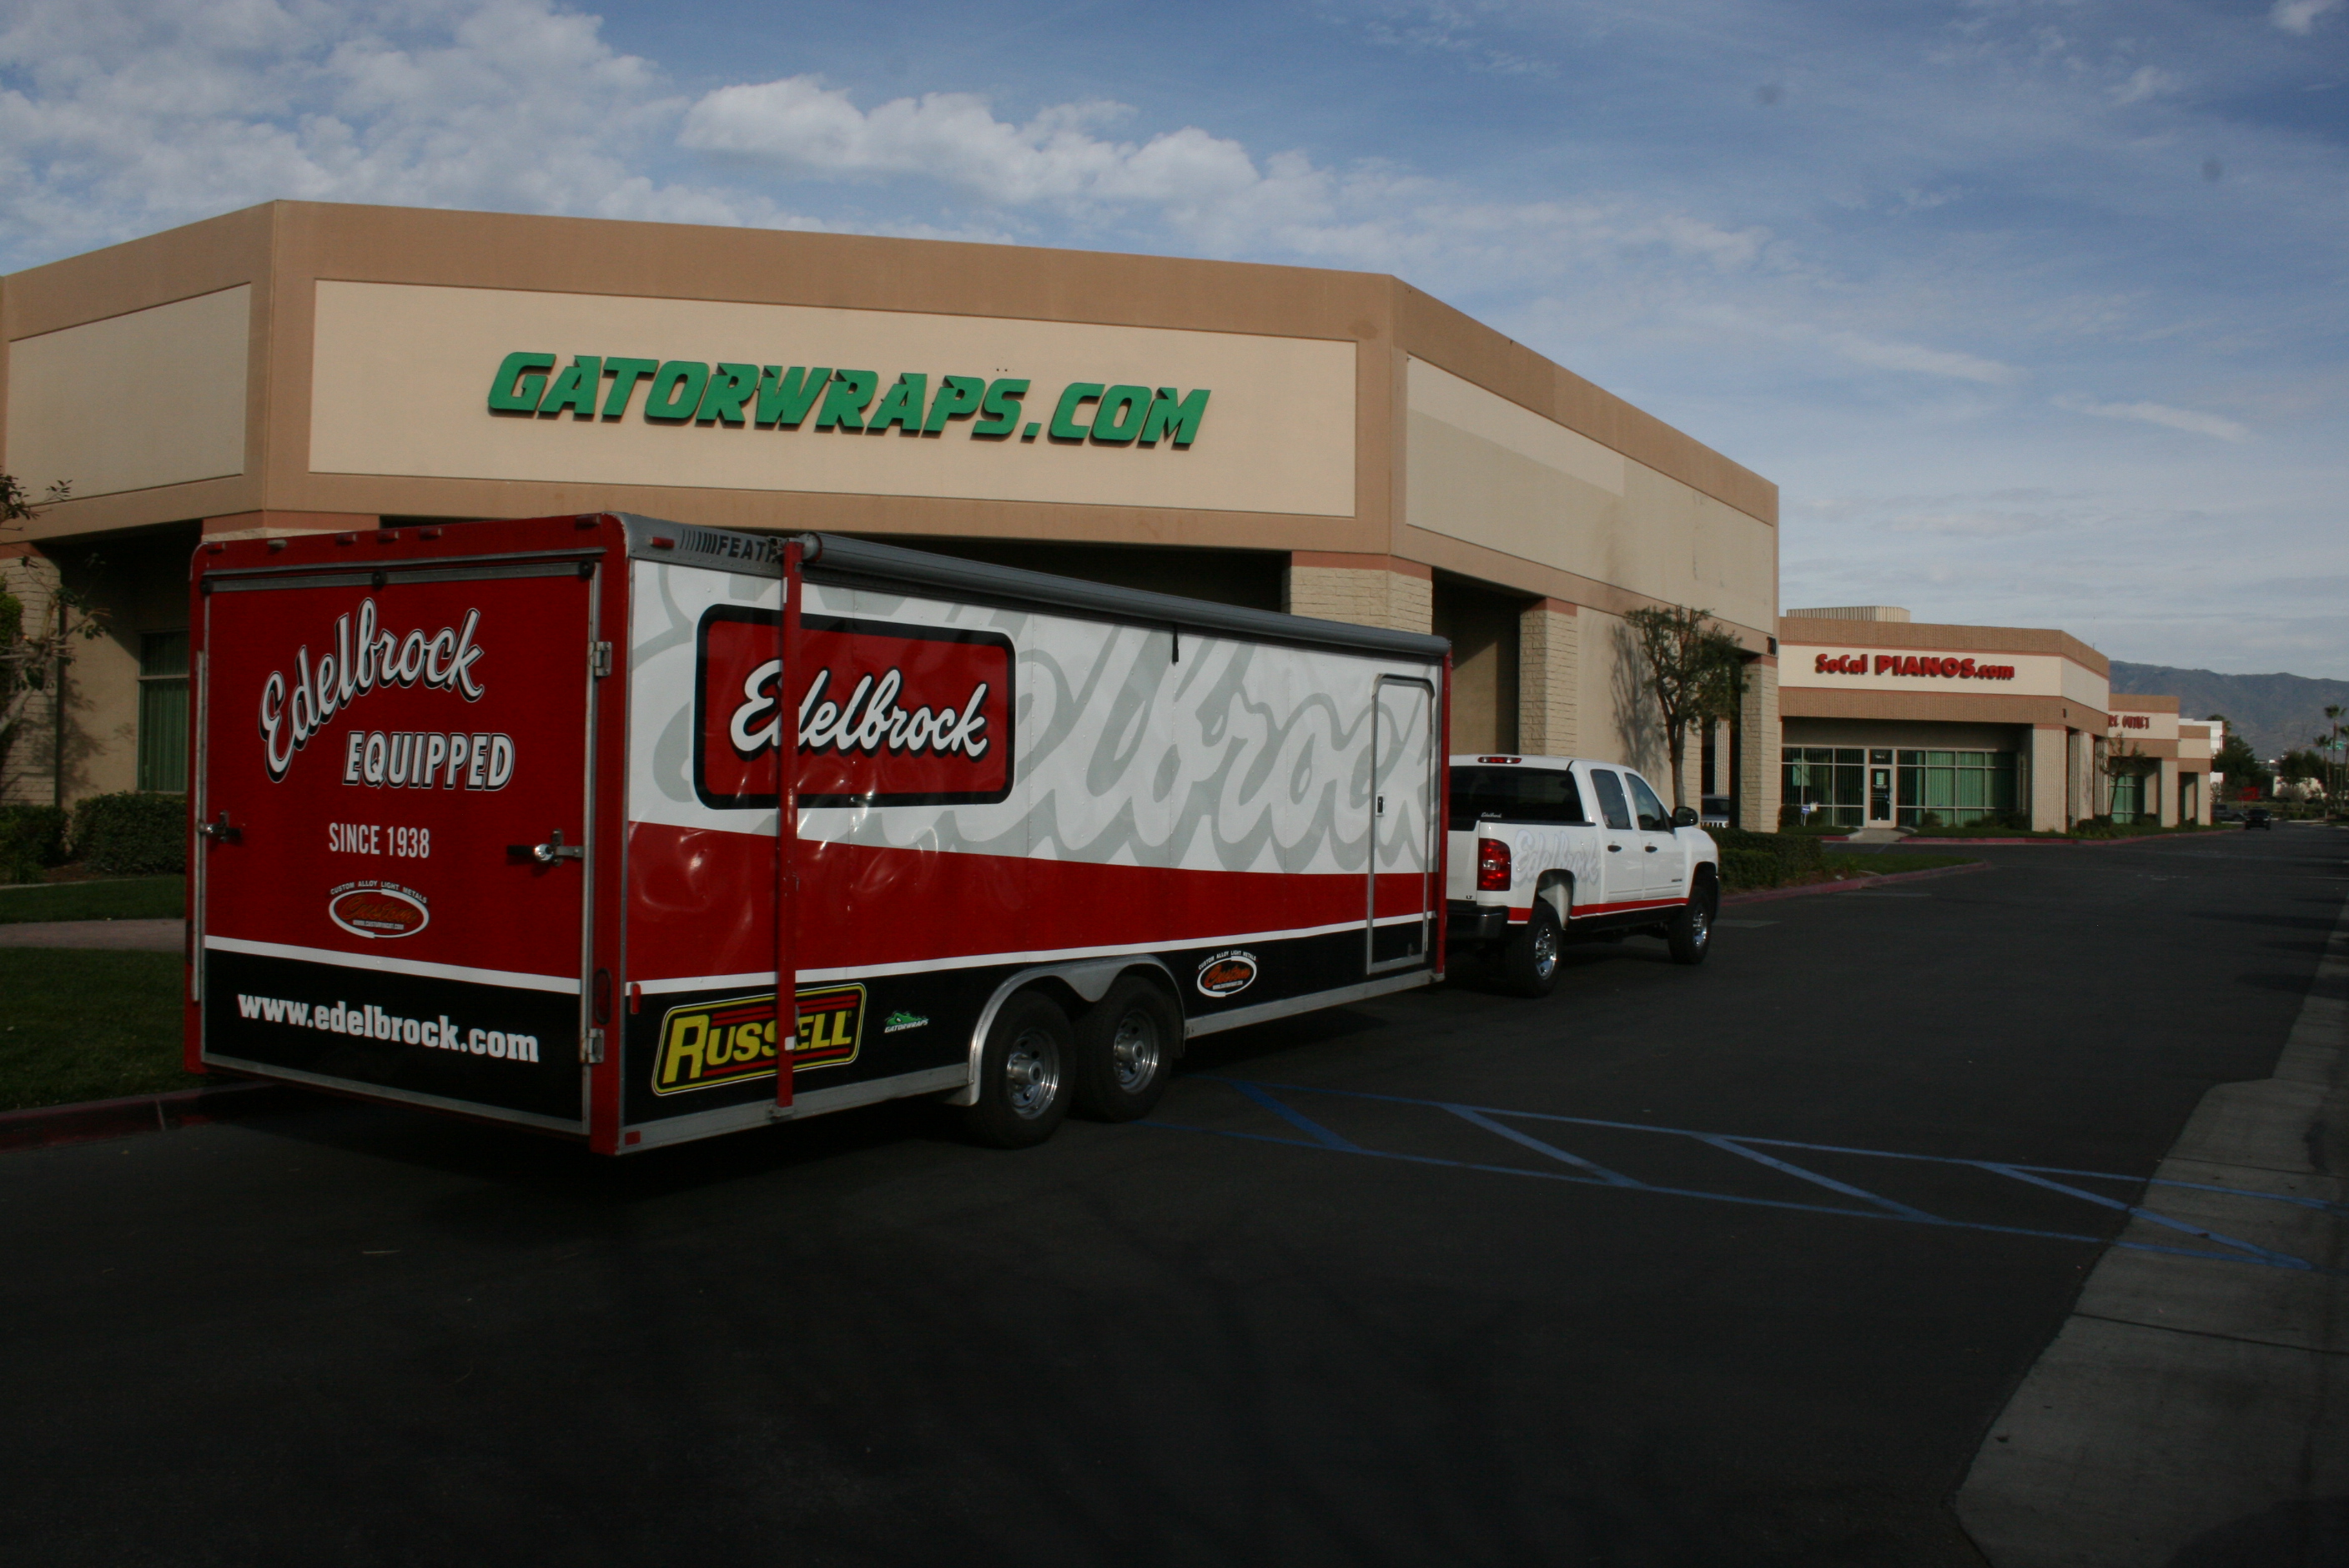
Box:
[775,539,802,1110]
[1435,651,1452,979]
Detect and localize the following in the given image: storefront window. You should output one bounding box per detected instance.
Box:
[1781,746,1866,827]
[1893,749,2015,827]
[137,631,189,793]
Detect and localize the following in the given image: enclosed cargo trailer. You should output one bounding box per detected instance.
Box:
[187,515,1451,1153]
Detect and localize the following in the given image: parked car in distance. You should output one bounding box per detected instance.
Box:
[1446,754,1722,998]
[2246,807,2273,831]
[2213,805,2243,824]
[1700,795,1732,829]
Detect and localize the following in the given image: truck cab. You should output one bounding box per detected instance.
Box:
[1445,754,1722,996]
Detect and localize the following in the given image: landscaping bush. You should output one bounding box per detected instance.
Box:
[0,803,68,883]
[70,791,187,875]
[1712,828,1826,890]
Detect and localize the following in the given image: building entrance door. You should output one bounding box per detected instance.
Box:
[1869,749,1894,825]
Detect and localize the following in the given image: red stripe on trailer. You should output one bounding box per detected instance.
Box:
[622,819,1426,983]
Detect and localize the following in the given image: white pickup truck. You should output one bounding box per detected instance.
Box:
[1446,753,1723,996]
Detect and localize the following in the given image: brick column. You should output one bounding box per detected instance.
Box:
[1517,598,1579,757]
[2030,726,2067,832]
[0,547,63,807]
[1737,656,1779,832]
[1284,553,1432,634]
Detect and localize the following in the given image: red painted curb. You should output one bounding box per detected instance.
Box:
[0,1080,307,1153]
[1723,859,1993,907]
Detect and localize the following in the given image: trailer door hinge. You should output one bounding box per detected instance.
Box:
[582,1027,606,1065]
[590,641,614,678]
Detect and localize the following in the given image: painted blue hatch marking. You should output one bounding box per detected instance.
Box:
[1144,1078,2336,1274]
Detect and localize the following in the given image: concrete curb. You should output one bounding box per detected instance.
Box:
[1821,832,2227,847]
[1722,859,1993,907]
[0,1080,307,1153]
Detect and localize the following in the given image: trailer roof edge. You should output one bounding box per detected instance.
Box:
[616,515,1450,662]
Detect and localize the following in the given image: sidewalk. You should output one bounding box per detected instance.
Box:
[0,918,184,952]
[1955,887,2349,1564]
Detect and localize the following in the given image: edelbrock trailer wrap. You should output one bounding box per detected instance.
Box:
[189,515,1450,1154]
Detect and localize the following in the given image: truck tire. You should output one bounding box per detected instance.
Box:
[961,992,1074,1148]
[1073,975,1180,1122]
[1667,876,1718,967]
[1501,898,1564,998]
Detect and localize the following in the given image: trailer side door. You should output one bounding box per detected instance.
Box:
[1367,674,1438,974]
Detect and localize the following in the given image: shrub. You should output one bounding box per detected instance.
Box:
[0,804,68,883]
[1713,828,1825,890]
[70,791,186,875]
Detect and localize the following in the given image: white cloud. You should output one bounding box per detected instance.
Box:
[678,77,1333,244]
[2054,395,2251,442]
[2272,0,2342,36]
[2109,66,2177,106]
[1823,330,2024,384]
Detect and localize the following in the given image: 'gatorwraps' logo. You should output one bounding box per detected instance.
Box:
[693,607,1014,811]
[652,983,866,1097]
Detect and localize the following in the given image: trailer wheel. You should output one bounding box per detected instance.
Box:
[962,992,1074,1148]
[1074,976,1180,1122]
[1667,876,1718,967]
[1501,900,1564,998]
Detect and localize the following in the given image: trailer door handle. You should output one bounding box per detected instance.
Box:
[199,812,241,844]
[508,829,585,864]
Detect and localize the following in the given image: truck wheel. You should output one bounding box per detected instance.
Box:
[1074,976,1180,1122]
[1501,900,1564,998]
[1667,877,1718,966]
[962,992,1074,1148]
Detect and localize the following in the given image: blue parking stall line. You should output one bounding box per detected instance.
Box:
[1691,1133,1944,1224]
[1442,1104,1645,1186]
[1227,1079,1365,1153]
[1983,1163,2316,1272]
[1175,1078,2341,1274]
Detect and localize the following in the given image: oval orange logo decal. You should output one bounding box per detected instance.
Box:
[328,882,430,940]
[1195,950,1258,998]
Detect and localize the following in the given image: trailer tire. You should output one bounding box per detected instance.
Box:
[1501,899,1564,998]
[1073,976,1180,1122]
[1667,874,1718,967]
[962,992,1074,1148]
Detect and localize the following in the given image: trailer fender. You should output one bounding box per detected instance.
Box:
[948,958,1182,1107]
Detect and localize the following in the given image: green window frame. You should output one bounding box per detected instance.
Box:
[138,631,190,793]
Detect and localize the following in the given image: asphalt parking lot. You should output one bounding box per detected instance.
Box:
[2,829,2336,1565]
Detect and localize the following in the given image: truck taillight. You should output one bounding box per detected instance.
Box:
[1477,837,1512,892]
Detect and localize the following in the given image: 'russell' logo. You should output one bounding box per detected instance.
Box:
[327,882,430,939]
[1196,951,1259,998]
[259,598,487,781]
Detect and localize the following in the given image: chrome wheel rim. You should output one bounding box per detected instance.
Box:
[1532,918,1559,978]
[1690,904,1710,948]
[1109,1009,1162,1093]
[1003,1028,1062,1119]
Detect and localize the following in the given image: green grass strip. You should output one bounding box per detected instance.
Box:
[0,949,200,1112]
[0,877,185,924]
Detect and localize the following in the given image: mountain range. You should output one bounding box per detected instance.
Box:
[2110,662,2349,762]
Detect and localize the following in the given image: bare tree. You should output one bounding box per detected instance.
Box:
[1622,605,1745,810]
[0,474,94,797]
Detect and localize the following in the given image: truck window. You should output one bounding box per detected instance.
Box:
[1450,766,1587,830]
[1590,769,1633,831]
[1626,773,1669,832]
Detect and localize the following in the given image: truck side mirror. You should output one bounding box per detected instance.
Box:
[1672,806,1698,828]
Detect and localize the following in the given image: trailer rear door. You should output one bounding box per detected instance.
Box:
[193,550,601,1132]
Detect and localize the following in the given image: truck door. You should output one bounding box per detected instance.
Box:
[1623,771,1687,900]
[1586,768,1650,907]
[1367,675,1438,973]
[193,554,601,1133]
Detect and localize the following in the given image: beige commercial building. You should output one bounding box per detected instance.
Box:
[2107,696,2216,827]
[1778,605,2120,832]
[0,200,1782,826]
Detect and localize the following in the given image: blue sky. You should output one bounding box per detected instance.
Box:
[3,0,2343,674]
